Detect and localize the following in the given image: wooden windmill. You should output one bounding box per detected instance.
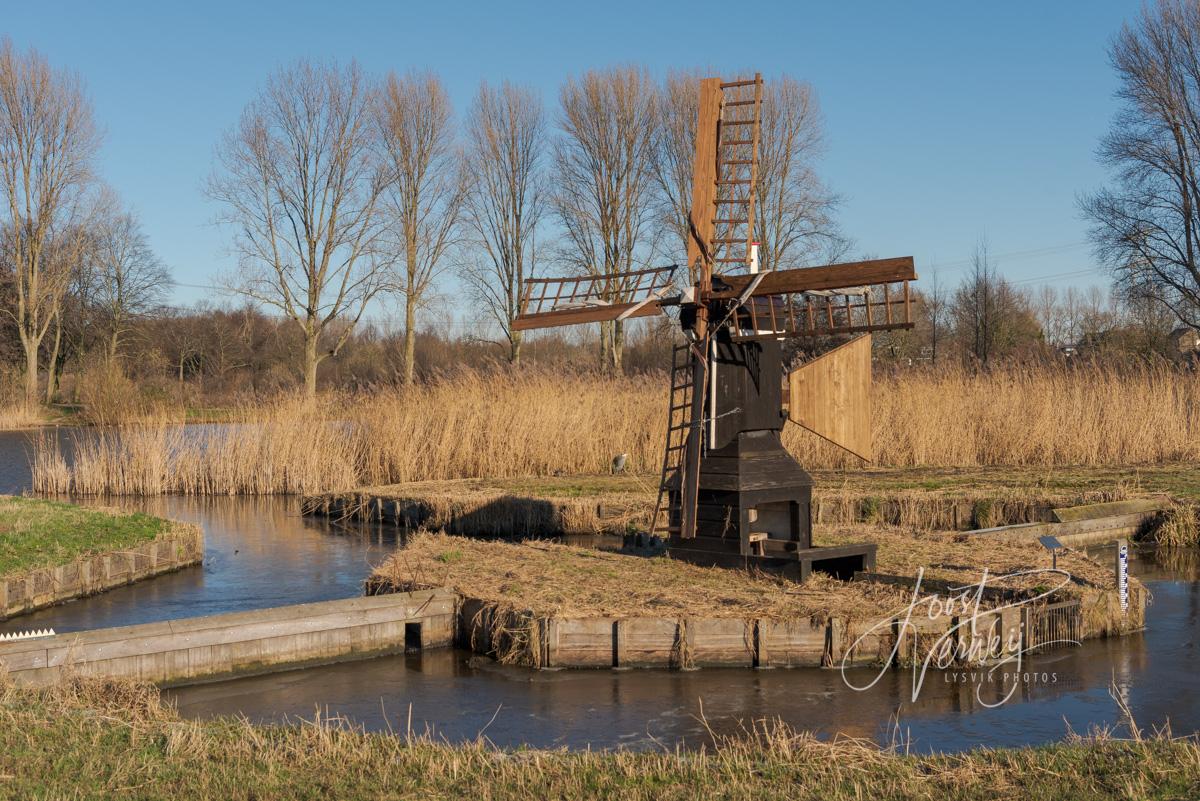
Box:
[513,74,917,580]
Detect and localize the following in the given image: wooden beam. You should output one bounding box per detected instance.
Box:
[685,78,722,284]
[511,301,664,331]
[711,256,916,298]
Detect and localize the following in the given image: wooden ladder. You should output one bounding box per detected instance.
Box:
[650,343,697,536]
[711,74,764,272]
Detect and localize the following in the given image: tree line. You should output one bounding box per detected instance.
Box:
[6,0,1200,410]
[1,39,844,405]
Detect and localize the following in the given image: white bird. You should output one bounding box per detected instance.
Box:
[611,453,628,474]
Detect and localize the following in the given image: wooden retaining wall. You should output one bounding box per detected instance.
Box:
[0,589,456,687]
[0,583,1148,684]
[0,523,205,621]
[452,582,1146,670]
[301,490,649,537]
[301,483,1141,537]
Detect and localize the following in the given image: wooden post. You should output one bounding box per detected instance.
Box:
[679,78,722,541]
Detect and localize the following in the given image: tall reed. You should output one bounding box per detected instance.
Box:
[31,363,1200,496]
[0,403,45,431]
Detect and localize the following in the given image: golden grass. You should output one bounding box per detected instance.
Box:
[0,402,44,430]
[374,532,912,623]
[816,525,1118,592]
[3,676,1198,801]
[371,528,1119,624]
[1144,503,1200,546]
[32,363,1200,495]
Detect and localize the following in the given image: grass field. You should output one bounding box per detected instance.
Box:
[0,677,1195,801]
[29,364,1200,496]
[0,496,166,576]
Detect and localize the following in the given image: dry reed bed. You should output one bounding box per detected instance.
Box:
[815,525,1119,593]
[0,403,45,431]
[4,676,1197,801]
[32,363,1200,496]
[373,528,1117,624]
[374,532,912,624]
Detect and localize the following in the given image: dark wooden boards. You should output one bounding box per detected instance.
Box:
[712,256,916,298]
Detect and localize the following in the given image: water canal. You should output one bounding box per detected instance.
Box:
[2,428,1198,752]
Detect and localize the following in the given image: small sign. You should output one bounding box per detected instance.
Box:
[1038,535,1063,551]
[1117,540,1129,614]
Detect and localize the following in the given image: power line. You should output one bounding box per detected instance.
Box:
[925,241,1090,274]
[1010,267,1107,285]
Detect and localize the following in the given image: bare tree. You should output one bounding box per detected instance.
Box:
[459,81,545,364]
[952,241,1040,365]
[42,224,95,402]
[554,66,658,369]
[92,203,172,362]
[923,270,951,362]
[651,68,703,278]
[755,76,845,270]
[955,242,1001,364]
[0,38,101,408]
[651,72,843,276]
[1082,0,1200,327]
[208,58,388,398]
[376,70,462,384]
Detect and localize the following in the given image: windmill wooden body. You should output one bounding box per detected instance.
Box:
[513,74,917,580]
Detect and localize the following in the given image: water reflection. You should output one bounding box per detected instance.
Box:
[4,429,1200,751]
[168,547,1193,753]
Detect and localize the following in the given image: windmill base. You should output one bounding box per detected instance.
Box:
[667,539,877,582]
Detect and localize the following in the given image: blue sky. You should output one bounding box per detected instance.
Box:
[3,0,1137,318]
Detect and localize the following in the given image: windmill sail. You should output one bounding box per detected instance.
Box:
[787,335,873,461]
[511,265,678,331]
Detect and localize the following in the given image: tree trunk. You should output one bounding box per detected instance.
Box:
[404,294,416,385]
[510,330,522,365]
[599,320,611,367]
[46,311,63,404]
[303,333,320,399]
[612,319,625,372]
[23,337,39,410]
[108,330,120,365]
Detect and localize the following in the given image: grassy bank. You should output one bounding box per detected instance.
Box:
[0,677,1196,801]
[30,363,1200,496]
[0,496,167,577]
[306,466,1193,537]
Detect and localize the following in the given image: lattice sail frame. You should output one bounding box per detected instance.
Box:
[709,75,764,276]
[731,281,914,342]
[510,265,678,331]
